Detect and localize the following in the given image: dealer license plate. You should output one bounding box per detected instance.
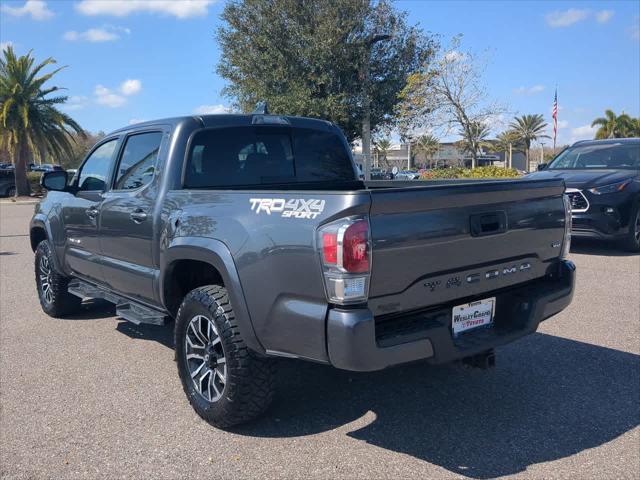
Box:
[451,297,495,336]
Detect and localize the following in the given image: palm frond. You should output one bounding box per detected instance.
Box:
[1,47,85,194]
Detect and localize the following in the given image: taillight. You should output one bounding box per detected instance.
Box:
[342,220,369,273]
[317,216,371,304]
[322,233,338,265]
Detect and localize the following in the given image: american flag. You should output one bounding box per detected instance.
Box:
[552,88,558,149]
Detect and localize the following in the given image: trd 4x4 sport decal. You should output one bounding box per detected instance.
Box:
[249,198,326,219]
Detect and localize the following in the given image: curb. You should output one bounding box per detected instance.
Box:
[0,200,40,205]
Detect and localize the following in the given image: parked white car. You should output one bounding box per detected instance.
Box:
[394,170,420,180]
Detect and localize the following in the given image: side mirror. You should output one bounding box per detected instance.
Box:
[41,170,68,191]
[537,163,548,171]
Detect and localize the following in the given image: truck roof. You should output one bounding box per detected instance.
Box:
[109,113,336,136]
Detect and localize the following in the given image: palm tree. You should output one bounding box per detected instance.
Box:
[0,46,84,196]
[591,110,633,139]
[494,130,522,168]
[413,134,439,168]
[373,138,391,168]
[457,121,492,167]
[628,117,640,137]
[509,114,550,168]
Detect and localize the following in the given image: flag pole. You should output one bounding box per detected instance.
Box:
[553,86,558,151]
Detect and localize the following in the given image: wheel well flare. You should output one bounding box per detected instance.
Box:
[163,260,224,316]
[30,227,47,252]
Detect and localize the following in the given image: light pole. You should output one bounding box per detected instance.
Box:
[361,33,391,181]
[540,141,545,165]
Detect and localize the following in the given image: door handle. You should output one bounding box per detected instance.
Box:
[86,207,98,219]
[130,209,148,223]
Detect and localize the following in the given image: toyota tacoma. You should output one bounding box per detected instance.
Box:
[31,112,575,427]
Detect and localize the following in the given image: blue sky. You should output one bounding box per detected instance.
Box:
[1,0,639,146]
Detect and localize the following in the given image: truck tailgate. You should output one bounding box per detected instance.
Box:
[367,179,566,315]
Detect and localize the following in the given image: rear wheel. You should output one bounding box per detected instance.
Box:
[35,240,82,317]
[6,185,16,197]
[621,201,640,252]
[175,285,275,428]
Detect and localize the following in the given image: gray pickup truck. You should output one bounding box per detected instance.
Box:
[31,113,575,427]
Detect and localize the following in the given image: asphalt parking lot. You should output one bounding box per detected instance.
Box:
[1,202,638,479]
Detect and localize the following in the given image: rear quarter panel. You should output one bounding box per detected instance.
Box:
[163,189,370,362]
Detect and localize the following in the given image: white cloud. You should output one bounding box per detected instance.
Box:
[1,0,53,20]
[444,51,465,63]
[513,84,545,95]
[193,104,230,115]
[63,26,129,42]
[62,95,90,111]
[128,118,146,125]
[570,124,597,143]
[120,79,142,96]
[545,9,590,28]
[95,85,126,108]
[0,41,13,52]
[595,10,614,24]
[76,0,215,19]
[94,79,141,108]
[557,120,569,129]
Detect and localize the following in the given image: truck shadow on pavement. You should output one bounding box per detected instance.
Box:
[234,332,639,479]
[115,319,175,350]
[64,299,117,321]
[570,238,638,257]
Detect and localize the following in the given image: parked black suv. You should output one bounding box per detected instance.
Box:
[530,138,640,251]
[0,167,16,197]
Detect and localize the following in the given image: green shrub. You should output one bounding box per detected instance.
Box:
[419,166,521,180]
[27,171,43,195]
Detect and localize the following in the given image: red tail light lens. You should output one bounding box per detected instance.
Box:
[317,216,371,305]
[322,233,338,264]
[342,220,369,273]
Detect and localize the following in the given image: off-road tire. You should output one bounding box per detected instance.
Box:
[621,200,640,252]
[35,240,81,317]
[175,285,275,428]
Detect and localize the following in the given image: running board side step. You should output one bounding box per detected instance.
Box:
[68,279,167,325]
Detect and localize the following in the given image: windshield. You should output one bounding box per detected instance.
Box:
[548,143,640,170]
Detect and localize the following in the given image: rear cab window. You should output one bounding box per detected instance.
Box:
[184,126,357,189]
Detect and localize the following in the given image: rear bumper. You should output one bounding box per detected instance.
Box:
[327,260,576,371]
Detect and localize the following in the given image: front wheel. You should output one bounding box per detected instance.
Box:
[621,201,640,252]
[34,240,82,317]
[175,285,275,428]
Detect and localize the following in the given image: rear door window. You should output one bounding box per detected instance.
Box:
[184,126,355,188]
[114,132,163,190]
